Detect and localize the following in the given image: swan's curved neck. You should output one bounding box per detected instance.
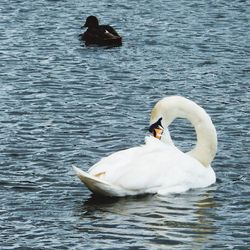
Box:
[184,107,217,167]
[152,96,217,167]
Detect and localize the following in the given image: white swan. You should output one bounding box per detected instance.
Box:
[73,96,217,197]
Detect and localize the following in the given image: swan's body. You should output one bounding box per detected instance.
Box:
[73,96,217,197]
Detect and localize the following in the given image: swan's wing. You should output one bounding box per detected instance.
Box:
[72,165,129,197]
[99,142,212,194]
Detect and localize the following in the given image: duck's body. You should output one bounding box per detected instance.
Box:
[73,96,217,197]
[80,16,122,47]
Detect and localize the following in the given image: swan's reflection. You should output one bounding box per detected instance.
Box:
[74,186,218,248]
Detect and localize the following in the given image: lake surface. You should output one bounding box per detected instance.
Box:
[0,0,249,249]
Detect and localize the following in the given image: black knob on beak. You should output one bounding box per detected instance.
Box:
[149,117,163,133]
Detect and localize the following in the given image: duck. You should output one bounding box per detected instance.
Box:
[79,15,122,47]
[73,96,218,197]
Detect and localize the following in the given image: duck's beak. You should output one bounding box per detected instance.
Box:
[81,21,88,29]
[153,127,163,139]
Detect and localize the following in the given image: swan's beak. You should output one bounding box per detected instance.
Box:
[153,127,163,139]
[149,117,164,140]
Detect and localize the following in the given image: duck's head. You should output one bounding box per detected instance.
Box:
[83,15,99,28]
[149,117,164,139]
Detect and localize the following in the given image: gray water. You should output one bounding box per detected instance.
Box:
[0,0,249,249]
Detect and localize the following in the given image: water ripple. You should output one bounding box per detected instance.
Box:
[0,0,249,249]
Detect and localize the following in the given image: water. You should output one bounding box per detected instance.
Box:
[0,0,249,249]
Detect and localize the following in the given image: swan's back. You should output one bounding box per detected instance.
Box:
[87,136,215,196]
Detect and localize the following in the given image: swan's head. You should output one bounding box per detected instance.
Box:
[149,117,164,139]
[149,96,193,145]
[150,96,178,128]
[149,98,175,144]
[150,96,193,127]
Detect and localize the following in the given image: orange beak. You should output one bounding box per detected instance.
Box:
[153,128,163,139]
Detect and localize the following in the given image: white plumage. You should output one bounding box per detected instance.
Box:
[73,96,217,197]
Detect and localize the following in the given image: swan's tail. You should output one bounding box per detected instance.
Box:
[72,165,126,197]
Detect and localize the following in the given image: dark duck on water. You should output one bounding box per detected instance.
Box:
[80,16,122,47]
